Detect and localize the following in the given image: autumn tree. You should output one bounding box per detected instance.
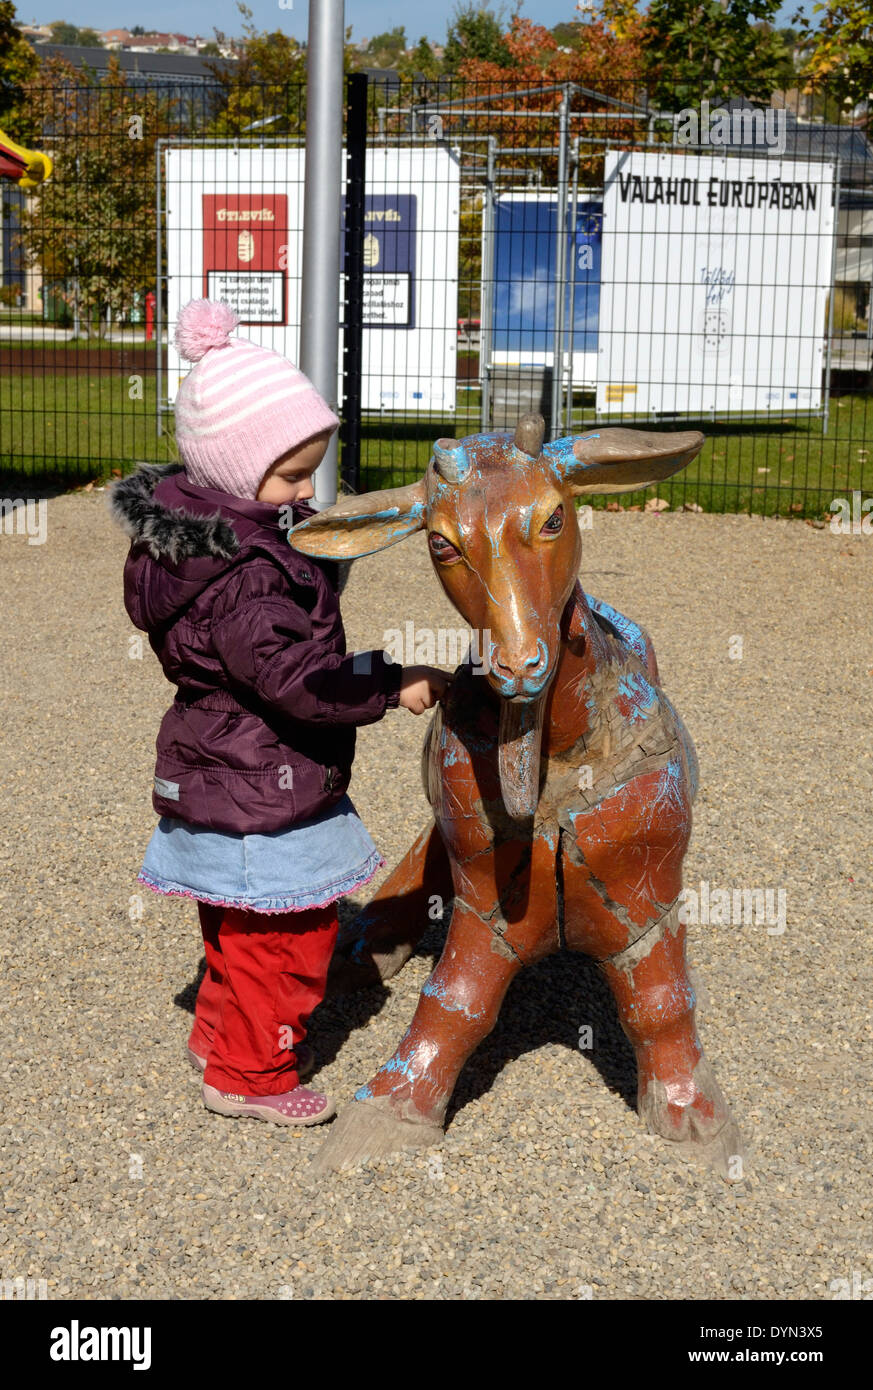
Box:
[446,8,646,93]
[203,5,307,137]
[397,37,444,81]
[49,21,103,46]
[19,54,175,330]
[0,0,40,130]
[446,10,646,159]
[362,27,407,68]
[443,2,517,71]
[640,0,796,108]
[550,19,586,49]
[205,5,367,135]
[794,2,873,109]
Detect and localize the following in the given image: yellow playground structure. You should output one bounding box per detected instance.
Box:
[0,126,52,186]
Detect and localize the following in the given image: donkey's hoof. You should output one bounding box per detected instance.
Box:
[309,1097,443,1174]
[685,1116,747,1182]
[326,942,415,996]
[325,952,383,997]
[639,1059,747,1181]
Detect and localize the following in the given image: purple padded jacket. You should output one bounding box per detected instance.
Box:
[109,463,401,834]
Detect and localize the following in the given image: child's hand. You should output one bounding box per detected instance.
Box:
[397,665,453,715]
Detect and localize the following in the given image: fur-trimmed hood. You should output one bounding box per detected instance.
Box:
[108,463,240,564]
[109,461,320,633]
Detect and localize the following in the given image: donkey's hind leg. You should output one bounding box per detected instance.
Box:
[599,902,745,1180]
[328,821,454,994]
[560,771,744,1181]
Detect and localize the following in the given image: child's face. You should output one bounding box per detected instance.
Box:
[256,428,334,505]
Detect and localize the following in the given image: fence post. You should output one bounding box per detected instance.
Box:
[300,0,345,510]
[550,86,570,439]
[341,72,367,495]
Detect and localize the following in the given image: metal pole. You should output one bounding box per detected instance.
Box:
[550,88,569,439]
[822,157,840,438]
[480,136,496,432]
[155,141,163,437]
[341,71,367,495]
[564,139,580,435]
[301,0,344,509]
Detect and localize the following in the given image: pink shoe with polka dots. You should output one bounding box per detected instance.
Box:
[202,1082,336,1127]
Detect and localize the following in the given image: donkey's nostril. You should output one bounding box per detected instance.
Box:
[524,641,548,671]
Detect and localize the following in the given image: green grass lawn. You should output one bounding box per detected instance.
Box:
[0,372,177,488]
[1,370,871,517]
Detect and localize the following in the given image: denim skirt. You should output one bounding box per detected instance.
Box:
[139,794,383,914]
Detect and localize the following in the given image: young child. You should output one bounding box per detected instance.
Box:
[110,297,449,1126]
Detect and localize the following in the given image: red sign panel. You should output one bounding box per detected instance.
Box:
[202,193,288,324]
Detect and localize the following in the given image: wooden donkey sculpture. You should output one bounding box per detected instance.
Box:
[289,413,743,1178]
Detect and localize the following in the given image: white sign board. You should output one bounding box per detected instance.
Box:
[165,145,460,412]
[205,270,284,322]
[597,150,836,415]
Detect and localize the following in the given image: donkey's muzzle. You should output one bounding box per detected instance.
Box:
[490,639,550,700]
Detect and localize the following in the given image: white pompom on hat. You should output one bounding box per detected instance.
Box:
[172,298,340,500]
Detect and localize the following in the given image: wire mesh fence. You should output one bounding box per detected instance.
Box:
[1,71,870,517]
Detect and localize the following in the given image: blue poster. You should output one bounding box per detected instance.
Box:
[340,193,417,330]
[492,197,601,356]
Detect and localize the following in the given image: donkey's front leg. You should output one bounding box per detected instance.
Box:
[311,901,524,1173]
[312,840,559,1174]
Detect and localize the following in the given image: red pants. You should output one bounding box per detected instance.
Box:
[189,901,338,1096]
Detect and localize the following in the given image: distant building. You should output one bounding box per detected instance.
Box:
[355,66,402,97]
[101,29,133,49]
[19,23,53,42]
[26,41,235,86]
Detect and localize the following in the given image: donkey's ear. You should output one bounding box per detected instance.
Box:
[288,480,427,559]
[545,428,703,495]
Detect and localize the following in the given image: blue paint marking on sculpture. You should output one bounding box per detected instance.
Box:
[381,1052,417,1080]
[422,975,484,1020]
[616,668,658,724]
[543,433,603,483]
[587,594,649,663]
[354,1083,374,1100]
[647,758,687,827]
[518,639,549,696]
[482,500,504,559]
[540,823,558,851]
[349,915,377,963]
[660,692,700,801]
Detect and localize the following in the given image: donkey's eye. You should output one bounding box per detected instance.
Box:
[428,532,461,563]
[541,505,564,536]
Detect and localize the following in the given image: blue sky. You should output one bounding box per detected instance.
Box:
[24,2,811,45]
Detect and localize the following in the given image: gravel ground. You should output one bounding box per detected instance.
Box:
[0,492,870,1301]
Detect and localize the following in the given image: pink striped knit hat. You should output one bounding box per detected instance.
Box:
[173,299,340,499]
